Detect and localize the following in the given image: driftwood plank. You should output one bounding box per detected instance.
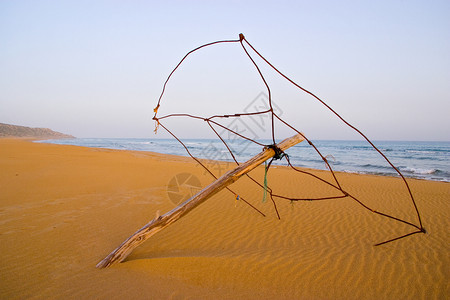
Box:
[96,133,304,268]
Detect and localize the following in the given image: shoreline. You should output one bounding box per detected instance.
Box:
[33,137,450,183]
[1,138,448,299]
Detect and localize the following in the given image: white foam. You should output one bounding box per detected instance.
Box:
[401,167,436,175]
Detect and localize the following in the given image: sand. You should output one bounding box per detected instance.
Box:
[0,138,448,299]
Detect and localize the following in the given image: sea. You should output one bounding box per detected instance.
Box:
[37,138,450,182]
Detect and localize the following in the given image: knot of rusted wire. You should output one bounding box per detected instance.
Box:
[264,144,285,160]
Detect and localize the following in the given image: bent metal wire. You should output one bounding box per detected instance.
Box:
[152,33,425,246]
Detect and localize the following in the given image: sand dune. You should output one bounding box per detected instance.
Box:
[0,138,448,299]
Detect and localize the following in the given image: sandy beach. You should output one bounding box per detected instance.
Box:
[0,138,448,299]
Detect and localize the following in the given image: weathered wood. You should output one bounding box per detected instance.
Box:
[96,133,304,268]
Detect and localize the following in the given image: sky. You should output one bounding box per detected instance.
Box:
[1,0,449,141]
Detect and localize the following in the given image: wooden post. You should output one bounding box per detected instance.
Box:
[96,133,304,268]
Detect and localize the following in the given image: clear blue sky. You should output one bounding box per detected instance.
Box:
[1,0,449,141]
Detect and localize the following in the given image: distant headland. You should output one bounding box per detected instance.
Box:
[0,123,74,139]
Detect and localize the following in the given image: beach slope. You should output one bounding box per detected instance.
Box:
[0,139,448,299]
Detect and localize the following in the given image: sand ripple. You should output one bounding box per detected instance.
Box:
[1,139,448,299]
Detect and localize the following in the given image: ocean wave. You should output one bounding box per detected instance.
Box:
[406,148,450,154]
[360,163,393,170]
[400,167,437,175]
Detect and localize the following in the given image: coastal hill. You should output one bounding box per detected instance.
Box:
[0,123,74,139]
